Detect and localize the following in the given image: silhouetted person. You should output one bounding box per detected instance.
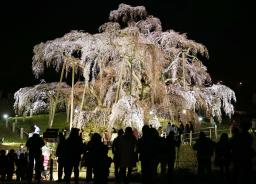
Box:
[87,133,110,184]
[166,122,172,136]
[158,135,169,177]
[214,133,231,180]
[103,129,111,147]
[16,152,29,182]
[26,132,45,183]
[63,128,83,184]
[0,150,7,181]
[178,122,184,135]
[138,125,159,184]
[184,122,190,143]
[133,128,140,140]
[6,149,17,181]
[112,128,124,181]
[230,118,255,184]
[16,144,26,159]
[56,131,65,182]
[189,121,194,133]
[193,132,214,179]
[166,131,178,180]
[118,127,137,184]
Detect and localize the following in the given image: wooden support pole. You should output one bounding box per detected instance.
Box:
[69,62,75,130]
[12,122,16,133]
[30,109,33,117]
[189,131,192,146]
[20,128,24,139]
[182,52,186,90]
[215,125,218,139]
[50,62,66,128]
[5,118,8,128]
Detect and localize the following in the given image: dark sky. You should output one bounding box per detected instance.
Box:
[0,0,254,107]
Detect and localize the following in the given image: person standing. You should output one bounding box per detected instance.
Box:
[214,133,231,180]
[26,131,45,183]
[63,128,83,184]
[6,149,17,181]
[193,132,214,179]
[87,133,110,184]
[56,131,65,182]
[118,127,137,183]
[112,129,124,181]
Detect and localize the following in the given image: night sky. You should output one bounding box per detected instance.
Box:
[0,0,254,110]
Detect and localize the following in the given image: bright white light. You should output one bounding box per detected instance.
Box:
[198,116,203,121]
[74,109,79,113]
[3,114,8,119]
[182,109,187,114]
[149,110,154,115]
[239,82,242,85]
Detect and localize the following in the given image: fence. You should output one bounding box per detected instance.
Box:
[181,126,230,146]
[5,117,29,140]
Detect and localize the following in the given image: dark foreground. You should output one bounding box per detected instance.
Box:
[2,167,256,184]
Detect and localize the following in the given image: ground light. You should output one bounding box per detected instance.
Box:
[3,113,9,119]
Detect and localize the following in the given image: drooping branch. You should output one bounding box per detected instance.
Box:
[27,3,236,128]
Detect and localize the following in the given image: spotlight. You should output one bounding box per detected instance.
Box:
[182,109,187,114]
[3,114,9,119]
[198,116,203,121]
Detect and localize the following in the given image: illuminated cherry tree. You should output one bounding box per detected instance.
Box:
[16,4,236,129]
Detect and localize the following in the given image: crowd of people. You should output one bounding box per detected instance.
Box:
[0,118,255,184]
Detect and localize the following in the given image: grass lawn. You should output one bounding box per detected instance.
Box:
[8,112,69,135]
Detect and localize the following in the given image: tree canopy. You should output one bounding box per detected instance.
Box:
[15,4,236,129]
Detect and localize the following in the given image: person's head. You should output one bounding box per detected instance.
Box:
[112,128,117,133]
[118,129,124,136]
[0,149,6,156]
[219,133,229,142]
[142,125,150,136]
[20,144,24,149]
[231,126,239,136]
[69,128,80,138]
[9,149,15,154]
[199,132,206,139]
[91,133,102,143]
[125,127,133,135]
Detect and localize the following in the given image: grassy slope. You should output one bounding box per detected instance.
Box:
[8,112,68,135]
[0,121,23,143]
